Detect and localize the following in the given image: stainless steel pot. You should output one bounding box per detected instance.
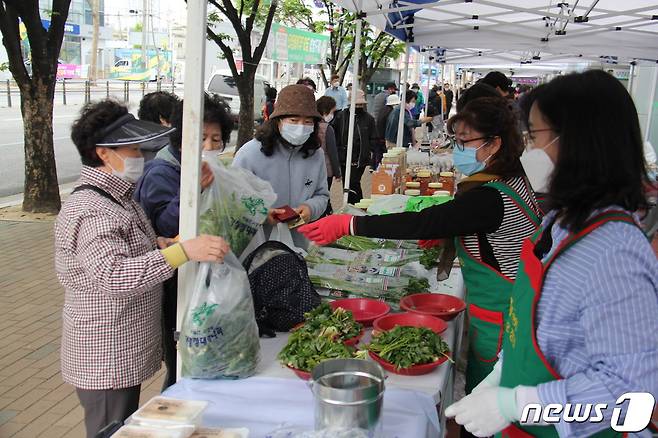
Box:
[310,358,386,436]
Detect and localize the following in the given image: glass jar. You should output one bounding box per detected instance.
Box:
[427,182,443,195]
[416,170,432,195]
[438,171,455,195]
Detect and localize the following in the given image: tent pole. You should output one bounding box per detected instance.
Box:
[396,45,411,147]
[628,62,636,93]
[343,4,363,205]
[424,52,431,116]
[644,66,658,142]
[176,0,207,380]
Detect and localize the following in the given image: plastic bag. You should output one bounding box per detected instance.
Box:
[199,161,277,258]
[179,255,260,379]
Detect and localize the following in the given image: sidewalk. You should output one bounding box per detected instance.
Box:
[0,219,165,438]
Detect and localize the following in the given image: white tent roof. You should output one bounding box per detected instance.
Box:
[335,0,658,63]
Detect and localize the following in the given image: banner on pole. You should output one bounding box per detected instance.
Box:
[268,23,329,64]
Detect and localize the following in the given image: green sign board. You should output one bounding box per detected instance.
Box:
[269,23,329,64]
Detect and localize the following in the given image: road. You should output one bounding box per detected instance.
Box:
[0,84,242,198]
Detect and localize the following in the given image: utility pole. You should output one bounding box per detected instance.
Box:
[87,0,100,84]
[142,0,148,78]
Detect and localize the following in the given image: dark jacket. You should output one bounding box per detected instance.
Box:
[385,106,420,147]
[333,108,377,168]
[376,105,393,139]
[134,145,181,238]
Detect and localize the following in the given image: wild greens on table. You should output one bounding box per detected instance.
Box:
[278,327,355,372]
[331,236,419,251]
[302,303,362,341]
[364,326,451,369]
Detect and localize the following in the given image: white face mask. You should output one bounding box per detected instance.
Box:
[406,102,415,111]
[324,113,334,123]
[280,123,314,146]
[520,136,559,193]
[202,149,222,161]
[109,149,144,183]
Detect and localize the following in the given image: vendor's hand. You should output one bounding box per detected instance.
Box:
[156,236,177,249]
[267,208,286,225]
[294,204,312,223]
[181,235,230,263]
[445,386,519,437]
[200,161,215,190]
[418,239,443,249]
[421,116,433,123]
[298,214,353,246]
[472,359,503,394]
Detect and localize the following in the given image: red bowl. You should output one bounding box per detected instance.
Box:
[373,312,448,335]
[286,365,311,380]
[330,298,391,326]
[400,294,466,321]
[369,351,449,376]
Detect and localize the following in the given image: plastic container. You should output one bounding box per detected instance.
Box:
[130,397,207,428]
[368,350,449,376]
[190,428,249,438]
[432,190,451,197]
[287,364,312,380]
[404,189,421,196]
[330,298,391,326]
[405,181,420,189]
[373,312,448,335]
[111,424,195,438]
[354,202,369,211]
[438,171,455,195]
[400,293,467,321]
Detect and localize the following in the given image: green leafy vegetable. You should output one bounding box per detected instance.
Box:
[199,192,258,258]
[403,278,431,296]
[419,246,443,270]
[301,303,362,340]
[365,326,451,369]
[278,328,355,372]
[331,236,419,251]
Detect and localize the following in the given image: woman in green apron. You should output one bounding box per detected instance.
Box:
[446,70,658,437]
[300,96,542,394]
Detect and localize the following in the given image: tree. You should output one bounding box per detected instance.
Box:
[0,1,71,213]
[86,0,100,84]
[357,26,405,92]
[207,0,278,149]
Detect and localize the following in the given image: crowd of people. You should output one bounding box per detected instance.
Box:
[53,68,658,438]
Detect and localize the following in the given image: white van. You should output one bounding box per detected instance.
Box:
[206,70,269,126]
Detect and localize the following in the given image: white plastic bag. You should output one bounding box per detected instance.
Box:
[199,161,276,258]
[179,254,260,379]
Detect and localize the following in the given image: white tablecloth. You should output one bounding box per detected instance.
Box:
[166,268,465,438]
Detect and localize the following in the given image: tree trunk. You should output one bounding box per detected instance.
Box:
[88,0,100,84]
[235,67,257,150]
[21,80,61,213]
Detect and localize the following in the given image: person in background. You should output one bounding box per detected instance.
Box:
[134,93,234,391]
[137,91,180,161]
[443,83,454,119]
[300,97,543,405]
[233,84,329,249]
[297,77,317,93]
[346,83,352,93]
[410,83,425,119]
[262,86,277,122]
[57,100,228,438]
[316,96,342,215]
[372,81,397,120]
[333,89,377,204]
[446,69,658,438]
[385,90,432,148]
[480,71,513,97]
[374,93,395,164]
[456,82,500,113]
[382,93,401,150]
[324,74,349,111]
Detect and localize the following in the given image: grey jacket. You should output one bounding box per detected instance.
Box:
[233,138,330,248]
[371,90,390,120]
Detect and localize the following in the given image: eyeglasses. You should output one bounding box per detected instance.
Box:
[449,135,494,151]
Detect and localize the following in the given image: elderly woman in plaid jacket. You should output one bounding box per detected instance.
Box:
[55,100,229,438]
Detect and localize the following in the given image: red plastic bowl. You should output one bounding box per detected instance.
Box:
[400,293,466,321]
[286,365,311,380]
[369,351,449,376]
[373,312,448,335]
[330,298,391,326]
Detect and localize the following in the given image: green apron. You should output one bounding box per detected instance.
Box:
[498,210,637,438]
[456,180,541,394]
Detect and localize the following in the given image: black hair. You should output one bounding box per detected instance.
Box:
[528,70,648,232]
[137,91,179,124]
[517,84,545,131]
[385,82,396,90]
[169,93,234,150]
[447,96,524,177]
[296,77,317,92]
[405,90,417,103]
[481,71,512,91]
[255,117,320,158]
[456,82,499,113]
[265,86,278,101]
[316,96,337,116]
[71,99,129,167]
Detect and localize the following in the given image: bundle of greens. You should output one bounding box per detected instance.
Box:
[301,303,362,341]
[331,236,419,251]
[305,246,424,268]
[365,326,451,370]
[278,327,355,372]
[199,192,258,258]
[419,246,444,270]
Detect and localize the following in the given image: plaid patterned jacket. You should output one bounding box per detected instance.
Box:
[54,166,174,389]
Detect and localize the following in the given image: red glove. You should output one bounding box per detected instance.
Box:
[418,239,444,249]
[298,214,353,246]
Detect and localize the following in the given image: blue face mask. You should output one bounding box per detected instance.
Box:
[452,142,489,176]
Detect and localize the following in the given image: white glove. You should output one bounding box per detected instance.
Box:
[445,386,520,437]
[471,359,503,394]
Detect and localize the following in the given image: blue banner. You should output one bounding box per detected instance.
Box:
[41,19,80,35]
